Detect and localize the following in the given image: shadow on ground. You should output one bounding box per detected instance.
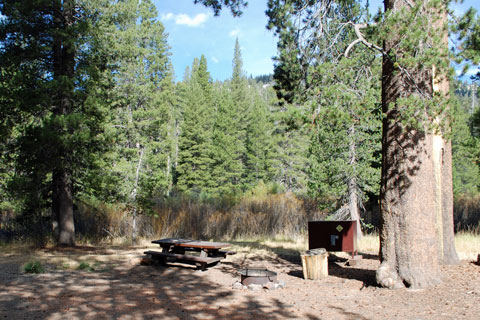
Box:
[228,240,378,287]
[0,246,301,320]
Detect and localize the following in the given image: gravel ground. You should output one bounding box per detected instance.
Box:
[1,243,479,319]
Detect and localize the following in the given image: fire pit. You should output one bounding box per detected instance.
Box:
[239,268,278,286]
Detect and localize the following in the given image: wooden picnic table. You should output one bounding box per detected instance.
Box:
[144,238,234,271]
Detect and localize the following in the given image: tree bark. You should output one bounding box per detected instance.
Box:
[52,0,76,246]
[348,125,362,239]
[130,146,144,244]
[53,168,75,246]
[439,138,459,264]
[431,9,460,265]
[377,0,446,289]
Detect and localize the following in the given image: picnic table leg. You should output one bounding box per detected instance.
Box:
[156,246,169,265]
[196,262,207,271]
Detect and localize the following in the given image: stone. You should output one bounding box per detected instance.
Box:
[277,280,286,289]
[263,281,277,290]
[248,284,262,292]
[232,282,244,290]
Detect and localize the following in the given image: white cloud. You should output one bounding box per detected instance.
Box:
[161,13,210,27]
[229,28,241,38]
[212,56,219,63]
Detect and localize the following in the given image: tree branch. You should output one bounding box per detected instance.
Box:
[345,23,385,58]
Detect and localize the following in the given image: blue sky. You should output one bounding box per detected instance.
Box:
[153,0,277,81]
[154,0,480,82]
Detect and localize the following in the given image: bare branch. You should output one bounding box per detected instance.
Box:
[345,23,384,58]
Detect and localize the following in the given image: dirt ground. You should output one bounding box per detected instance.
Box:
[1,241,479,320]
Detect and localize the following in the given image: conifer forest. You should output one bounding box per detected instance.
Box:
[1,0,480,260]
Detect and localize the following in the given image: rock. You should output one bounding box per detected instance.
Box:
[263,281,277,290]
[248,284,262,292]
[232,282,244,290]
[277,280,286,289]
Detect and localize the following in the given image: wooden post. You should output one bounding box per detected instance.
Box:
[301,248,328,280]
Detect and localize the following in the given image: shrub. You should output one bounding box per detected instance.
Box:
[23,261,44,274]
[77,261,93,271]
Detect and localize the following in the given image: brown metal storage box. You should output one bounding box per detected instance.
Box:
[308,220,358,257]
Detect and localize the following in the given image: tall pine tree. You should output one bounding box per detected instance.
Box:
[176,56,215,195]
[0,0,115,245]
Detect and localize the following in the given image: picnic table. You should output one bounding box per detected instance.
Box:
[144,238,234,271]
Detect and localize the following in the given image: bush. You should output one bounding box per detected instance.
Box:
[23,261,44,274]
[77,261,93,271]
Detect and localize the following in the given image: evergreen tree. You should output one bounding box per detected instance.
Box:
[452,82,480,196]
[267,1,382,236]
[244,83,276,186]
[271,102,310,194]
[210,83,244,195]
[263,0,464,287]
[0,0,115,245]
[109,1,173,196]
[230,38,250,183]
[176,56,215,194]
[307,53,382,231]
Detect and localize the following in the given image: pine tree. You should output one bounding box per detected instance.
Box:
[452,82,480,196]
[271,102,310,194]
[230,38,250,184]
[265,0,461,288]
[210,83,244,195]
[307,53,382,234]
[0,0,115,245]
[267,0,382,237]
[244,83,276,186]
[106,0,174,242]
[176,56,215,195]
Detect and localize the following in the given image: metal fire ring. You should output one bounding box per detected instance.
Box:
[239,268,278,286]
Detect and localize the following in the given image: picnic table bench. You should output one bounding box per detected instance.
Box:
[144,238,235,271]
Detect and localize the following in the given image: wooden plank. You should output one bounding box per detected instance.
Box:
[151,238,231,249]
[151,238,193,245]
[144,250,223,264]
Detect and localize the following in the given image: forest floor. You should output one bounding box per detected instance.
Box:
[1,237,479,320]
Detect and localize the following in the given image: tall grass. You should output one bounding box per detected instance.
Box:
[72,192,480,243]
[5,190,480,246]
[73,191,325,242]
[151,191,324,240]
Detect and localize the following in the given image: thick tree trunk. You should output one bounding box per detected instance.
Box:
[377,0,445,289]
[431,9,460,265]
[439,138,459,264]
[53,168,75,246]
[52,0,76,246]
